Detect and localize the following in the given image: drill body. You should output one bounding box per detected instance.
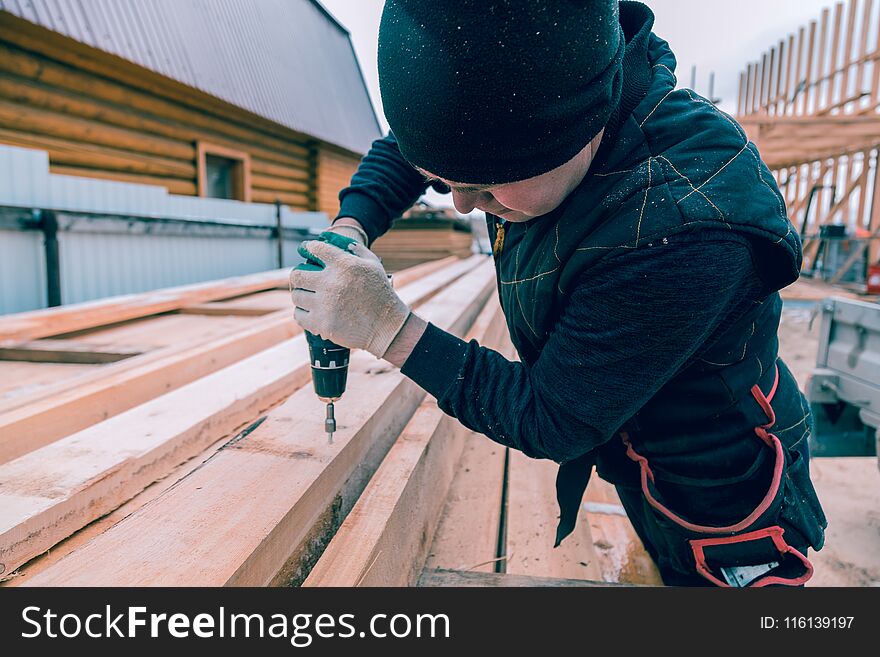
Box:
[294,232,357,442]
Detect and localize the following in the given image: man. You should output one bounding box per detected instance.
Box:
[290,0,827,587]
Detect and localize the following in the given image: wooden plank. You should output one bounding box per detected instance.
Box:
[816,9,831,112]
[505,450,602,581]
[803,20,819,115]
[67,314,256,349]
[424,438,507,574]
[0,362,94,404]
[0,258,488,576]
[0,256,477,462]
[582,474,663,586]
[790,28,806,115]
[867,0,880,112]
[304,297,507,587]
[784,33,796,115]
[177,305,276,317]
[825,2,845,111]
[839,0,860,112]
[418,568,628,588]
[0,339,144,364]
[0,337,312,577]
[0,268,289,342]
[18,261,496,586]
[856,150,872,227]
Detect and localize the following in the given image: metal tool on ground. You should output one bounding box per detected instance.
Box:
[294,232,356,444]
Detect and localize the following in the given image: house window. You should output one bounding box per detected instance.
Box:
[197,142,251,201]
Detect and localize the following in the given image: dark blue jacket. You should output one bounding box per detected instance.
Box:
[336,2,826,559]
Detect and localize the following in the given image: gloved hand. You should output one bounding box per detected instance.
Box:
[289,236,411,359]
[323,219,369,247]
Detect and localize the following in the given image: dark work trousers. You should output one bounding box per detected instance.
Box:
[615,476,811,588]
[615,483,717,587]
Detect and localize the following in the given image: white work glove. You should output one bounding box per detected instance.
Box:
[289,239,411,359]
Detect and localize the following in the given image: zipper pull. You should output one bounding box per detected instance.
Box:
[492,219,507,257]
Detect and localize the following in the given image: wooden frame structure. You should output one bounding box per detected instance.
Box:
[737,0,880,282]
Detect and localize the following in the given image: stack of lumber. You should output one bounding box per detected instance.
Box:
[0,255,658,587]
[372,217,474,273]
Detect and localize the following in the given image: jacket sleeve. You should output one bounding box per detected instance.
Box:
[400,237,764,463]
[335,132,450,245]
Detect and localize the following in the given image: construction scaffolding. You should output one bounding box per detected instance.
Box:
[737,0,880,285]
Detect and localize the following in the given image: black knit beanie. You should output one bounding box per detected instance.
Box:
[378,1,625,185]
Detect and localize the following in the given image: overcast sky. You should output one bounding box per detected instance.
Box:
[319,0,846,206]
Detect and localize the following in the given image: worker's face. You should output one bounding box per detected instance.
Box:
[419,129,603,222]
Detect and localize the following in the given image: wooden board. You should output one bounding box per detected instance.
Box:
[68,314,256,348]
[505,449,602,581]
[0,257,469,458]
[0,336,313,576]
[0,258,487,575]
[423,437,507,574]
[418,568,629,587]
[18,261,496,585]
[0,361,94,403]
[0,339,144,363]
[582,473,663,586]
[0,268,290,342]
[304,297,507,586]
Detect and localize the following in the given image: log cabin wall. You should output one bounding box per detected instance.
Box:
[0,11,363,214]
[317,146,362,218]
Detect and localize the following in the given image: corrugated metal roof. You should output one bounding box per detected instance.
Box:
[0,0,382,154]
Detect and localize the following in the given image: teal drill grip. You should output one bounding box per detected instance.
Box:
[295,231,356,400]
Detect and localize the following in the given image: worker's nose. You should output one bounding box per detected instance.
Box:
[451,189,487,215]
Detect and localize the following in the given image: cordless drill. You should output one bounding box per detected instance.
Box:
[294,232,356,443]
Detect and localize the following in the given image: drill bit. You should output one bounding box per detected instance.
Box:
[325,401,336,444]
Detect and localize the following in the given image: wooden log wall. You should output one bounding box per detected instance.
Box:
[736,0,880,275]
[0,12,362,213]
[317,147,361,218]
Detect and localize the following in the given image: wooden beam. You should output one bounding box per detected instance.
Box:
[583,474,663,585]
[783,33,796,115]
[423,438,507,574]
[839,0,860,112]
[825,2,845,110]
[0,257,475,462]
[18,261,496,586]
[0,268,290,342]
[418,568,629,587]
[505,449,603,581]
[868,0,880,112]
[304,297,508,587]
[855,0,875,108]
[0,257,489,577]
[176,305,276,317]
[816,8,831,112]
[785,28,804,115]
[0,339,143,364]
